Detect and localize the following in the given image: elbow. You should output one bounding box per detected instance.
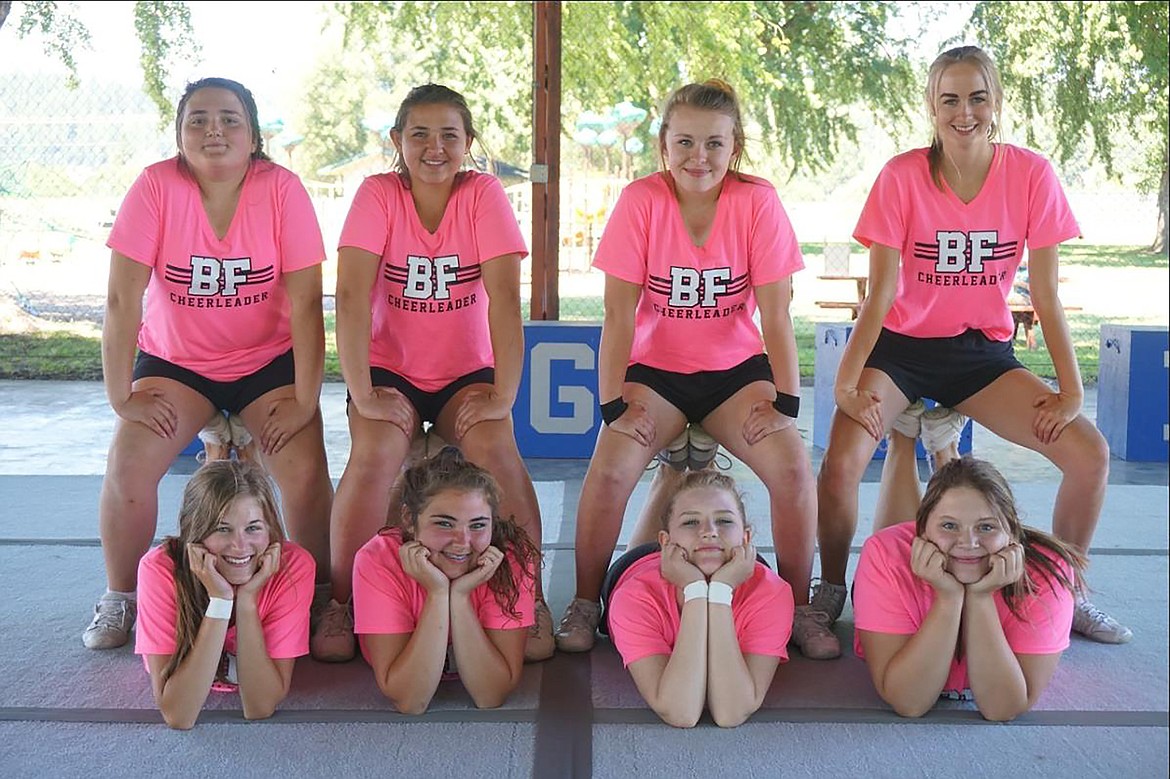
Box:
[471,691,507,710]
[654,704,701,729]
[161,709,198,731]
[242,702,277,722]
[394,701,430,716]
[711,707,752,728]
[888,698,932,719]
[977,702,1027,723]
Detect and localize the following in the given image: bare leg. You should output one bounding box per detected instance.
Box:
[240,387,334,584]
[872,431,923,533]
[99,378,216,591]
[325,409,413,603]
[628,465,687,548]
[816,369,910,586]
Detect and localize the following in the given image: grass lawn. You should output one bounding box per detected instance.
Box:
[1,243,1164,382]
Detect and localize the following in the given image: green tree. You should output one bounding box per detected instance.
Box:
[334,1,922,175]
[967,0,1169,255]
[0,0,199,122]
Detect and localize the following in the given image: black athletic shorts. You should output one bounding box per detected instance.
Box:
[625,354,774,424]
[357,366,496,424]
[864,327,1025,408]
[132,349,295,413]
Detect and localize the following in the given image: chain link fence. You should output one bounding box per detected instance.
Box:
[2,66,1163,381]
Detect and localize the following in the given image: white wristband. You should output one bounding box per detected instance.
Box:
[205,596,234,620]
[708,581,734,606]
[682,580,708,603]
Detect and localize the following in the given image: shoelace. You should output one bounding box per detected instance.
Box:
[318,603,353,636]
[93,600,128,629]
[560,601,596,630]
[1077,601,1112,625]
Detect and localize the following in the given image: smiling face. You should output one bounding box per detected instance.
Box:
[391,102,473,187]
[412,488,494,580]
[931,61,997,153]
[199,495,272,586]
[921,486,1011,584]
[177,87,256,174]
[661,104,736,199]
[660,485,747,576]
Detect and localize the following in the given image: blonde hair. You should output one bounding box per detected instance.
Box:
[660,470,749,533]
[657,79,747,179]
[925,46,1004,190]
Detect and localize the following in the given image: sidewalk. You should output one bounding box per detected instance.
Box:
[0,380,1166,778]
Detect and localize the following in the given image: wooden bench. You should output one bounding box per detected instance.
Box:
[815,300,862,319]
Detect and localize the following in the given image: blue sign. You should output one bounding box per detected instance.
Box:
[514,322,603,458]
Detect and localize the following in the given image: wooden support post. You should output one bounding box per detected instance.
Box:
[531,1,561,320]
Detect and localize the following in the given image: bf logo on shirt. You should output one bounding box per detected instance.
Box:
[667,267,731,307]
[404,254,460,300]
[188,256,256,296]
[934,231,999,273]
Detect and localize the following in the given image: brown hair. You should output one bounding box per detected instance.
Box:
[657,79,748,182]
[161,460,284,683]
[389,83,479,179]
[394,446,539,620]
[916,457,1084,618]
[174,77,270,164]
[660,470,750,533]
[925,46,1004,190]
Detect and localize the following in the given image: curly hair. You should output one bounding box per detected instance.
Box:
[394,446,539,620]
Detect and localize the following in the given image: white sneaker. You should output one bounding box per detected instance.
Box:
[655,429,689,472]
[686,424,719,471]
[1072,598,1133,644]
[82,594,136,650]
[890,400,925,439]
[921,406,967,454]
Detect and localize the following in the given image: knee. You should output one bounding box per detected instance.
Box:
[1062,422,1110,484]
[817,450,863,497]
[460,427,519,469]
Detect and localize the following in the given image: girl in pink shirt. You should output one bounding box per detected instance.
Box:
[352,447,538,714]
[86,78,332,654]
[135,460,314,729]
[604,471,793,728]
[853,457,1084,721]
[321,84,551,665]
[816,46,1127,645]
[556,80,828,660]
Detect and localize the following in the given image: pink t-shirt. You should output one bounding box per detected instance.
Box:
[107,158,327,381]
[852,522,1074,693]
[134,541,315,667]
[338,171,529,391]
[352,527,535,662]
[853,144,1080,341]
[607,551,794,668]
[592,172,804,374]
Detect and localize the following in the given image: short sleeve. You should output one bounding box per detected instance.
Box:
[134,546,179,656]
[277,173,327,273]
[734,565,794,659]
[1026,157,1081,249]
[257,543,315,658]
[747,183,804,286]
[607,577,674,667]
[592,183,651,285]
[853,159,907,251]
[338,175,392,256]
[852,532,920,637]
[352,538,419,635]
[472,176,529,262]
[107,168,162,267]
